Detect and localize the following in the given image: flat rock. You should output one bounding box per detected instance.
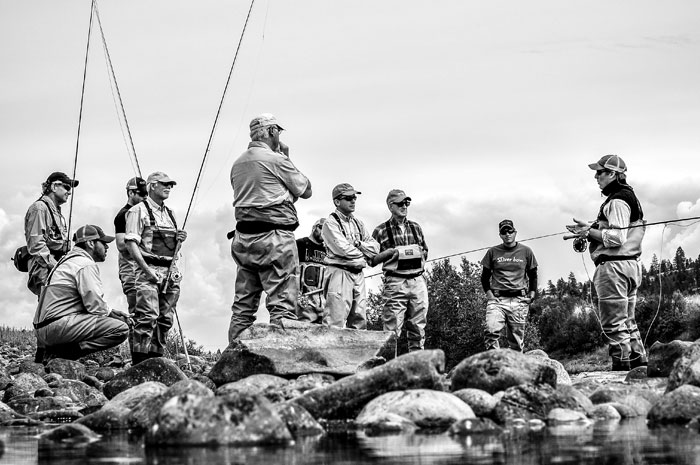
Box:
[208,320,396,385]
[38,423,101,444]
[648,340,693,378]
[450,349,558,394]
[288,350,445,420]
[103,358,187,399]
[146,392,293,446]
[356,389,475,430]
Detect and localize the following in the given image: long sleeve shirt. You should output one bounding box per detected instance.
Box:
[24,195,68,265]
[322,210,379,269]
[33,248,111,326]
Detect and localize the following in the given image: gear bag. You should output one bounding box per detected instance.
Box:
[12,199,67,272]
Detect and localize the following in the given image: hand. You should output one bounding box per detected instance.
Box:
[176,230,187,243]
[486,290,500,302]
[47,256,58,269]
[278,141,289,156]
[147,268,161,284]
[110,309,133,326]
[565,218,591,240]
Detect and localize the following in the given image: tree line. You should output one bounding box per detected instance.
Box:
[367,246,700,370]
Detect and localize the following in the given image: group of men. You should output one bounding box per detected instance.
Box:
[25,170,187,365]
[21,112,648,372]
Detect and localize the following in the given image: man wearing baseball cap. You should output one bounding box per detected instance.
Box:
[114,176,148,351]
[321,183,379,329]
[371,189,429,352]
[566,155,647,371]
[124,171,187,364]
[33,225,130,363]
[480,219,538,352]
[229,113,312,340]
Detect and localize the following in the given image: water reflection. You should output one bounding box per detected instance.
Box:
[0,418,698,465]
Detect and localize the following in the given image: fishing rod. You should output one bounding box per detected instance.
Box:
[161,0,258,367]
[66,0,96,249]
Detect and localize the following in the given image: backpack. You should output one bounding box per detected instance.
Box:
[11,246,31,272]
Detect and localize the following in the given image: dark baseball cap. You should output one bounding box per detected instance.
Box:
[499,219,515,233]
[588,154,627,173]
[126,177,148,196]
[46,172,79,188]
[73,225,115,244]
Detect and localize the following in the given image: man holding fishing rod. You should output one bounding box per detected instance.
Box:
[566,155,647,371]
[228,113,312,341]
[124,172,187,365]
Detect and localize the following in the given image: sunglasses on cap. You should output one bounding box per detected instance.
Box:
[337,195,357,202]
[392,200,411,207]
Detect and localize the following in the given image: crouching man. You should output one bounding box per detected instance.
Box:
[33,225,130,363]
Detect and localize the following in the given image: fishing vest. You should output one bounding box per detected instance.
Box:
[382,220,425,276]
[590,182,645,265]
[141,200,178,267]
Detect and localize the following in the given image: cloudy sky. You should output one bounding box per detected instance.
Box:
[2,1,700,351]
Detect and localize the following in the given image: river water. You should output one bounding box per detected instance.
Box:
[1,418,699,464]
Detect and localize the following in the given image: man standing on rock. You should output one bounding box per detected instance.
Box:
[229,114,312,340]
[33,225,130,362]
[566,155,647,371]
[480,219,538,352]
[296,218,327,323]
[114,176,148,351]
[124,172,187,365]
[322,183,379,329]
[371,189,429,351]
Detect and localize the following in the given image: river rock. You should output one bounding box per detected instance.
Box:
[357,389,475,430]
[216,374,289,397]
[45,359,86,380]
[50,379,107,408]
[547,407,588,423]
[275,402,325,437]
[17,358,45,377]
[648,340,693,377]
[666,340,700,393]
[103,358,187,399]
[38,423,100,444]
[3,372,48,402]
[75,405,131,431]
[127,379,214,430]
[448,417,504,435]
[288,350,445,420]
[452,388,498,417]
[28,409,83,423]
[0,401,24,422]
[94,367,116,382]
[589,384,661,407]
[146,392,293,446]
[648,384,700,425]
[589,403,622,420]
[450,349,558,394]
[208,320,396,385]
[7,395,71,415]
[269,373,337,402]
[492,383,591,424]
[525,350,572,385]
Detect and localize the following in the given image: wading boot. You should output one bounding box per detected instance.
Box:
[611,358,631,371]
[131,352,148,365]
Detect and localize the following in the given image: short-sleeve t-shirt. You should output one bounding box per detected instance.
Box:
[480,243,538,291]
[114,203,131,234]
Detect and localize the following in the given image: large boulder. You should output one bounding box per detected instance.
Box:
[288,350,445,420]
[648,384,700,425]
[3,372,48,402]
[127,379,214,430]
[146,392,293,446]
[49,379,107,409]
[648,340,693,378]
[525,350,572,385]
[666,340,700,393]
[103,358,187,399]
[356,389,475,430]
[492,383,591,424]
[450,349,558,394]
[208,320,396,385]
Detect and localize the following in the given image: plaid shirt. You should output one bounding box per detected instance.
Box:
[372,218,428,274]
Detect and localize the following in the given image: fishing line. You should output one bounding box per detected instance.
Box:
[67,0,96,242]
[182,0,257,228]
[93,0,142,178]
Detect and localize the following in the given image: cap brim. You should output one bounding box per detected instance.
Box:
[100,235,115,243]
[588,162,604,170]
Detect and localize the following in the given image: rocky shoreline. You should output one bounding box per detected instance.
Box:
[1,323,700,448]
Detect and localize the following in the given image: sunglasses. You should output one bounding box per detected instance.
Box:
[155,181,175,188]
[595,169,611,176]
[55,182,72,192]
[500,229,516,235]
[338,195,357,202]
[393,200,411,207]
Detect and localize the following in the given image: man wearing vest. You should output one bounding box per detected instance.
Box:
[229,114,312,341]
[371,189,429,351]
[567,155,647,371]
[481,219,538,352]
[322,183,379,329]
[24,171,78,362]
[124,172,187,365]
[296,218,327,323]
[33,225,130,363]
[114,176,148,351]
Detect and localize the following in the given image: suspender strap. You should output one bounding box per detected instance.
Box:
[142,200,178,229]
[331,212,361,239]
[385,220,421,248]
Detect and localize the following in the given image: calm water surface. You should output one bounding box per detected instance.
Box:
[1,419,699,465]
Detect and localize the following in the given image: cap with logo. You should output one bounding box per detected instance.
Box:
[46,172,79,188]
[499,219,515,234]
[146,172,177,185]
[73,224,115,244]
[125,177,148,196]
[249,113,284,135]
[332,183,361,200]
[386,189,412,206]
[588,154,627,173]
